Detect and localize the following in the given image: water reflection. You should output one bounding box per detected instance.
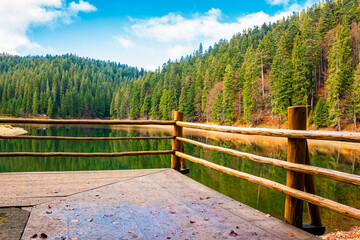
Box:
[0,124,359,233]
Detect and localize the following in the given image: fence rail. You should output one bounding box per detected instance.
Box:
[1,106,360,234]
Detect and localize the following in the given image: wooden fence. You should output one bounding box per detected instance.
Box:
[1,106,360,234]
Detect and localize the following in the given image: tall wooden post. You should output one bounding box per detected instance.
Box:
[172,111,184,171]
[285,106,307,228]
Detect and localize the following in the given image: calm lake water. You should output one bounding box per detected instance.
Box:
[0,124,359,233]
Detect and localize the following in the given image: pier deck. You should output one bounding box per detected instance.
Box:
[0,169,316,239]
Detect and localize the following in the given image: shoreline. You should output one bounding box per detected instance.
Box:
[0,125,27,136]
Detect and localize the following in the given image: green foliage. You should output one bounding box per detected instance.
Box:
[222,65,235,125]
[311,98,330,127]
[211,93,222,123]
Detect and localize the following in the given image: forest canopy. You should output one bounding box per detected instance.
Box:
[1,0,360,129]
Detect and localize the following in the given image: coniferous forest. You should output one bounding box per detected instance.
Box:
[1,0,360,129]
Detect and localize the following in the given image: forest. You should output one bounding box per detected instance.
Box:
[0,0,360,129]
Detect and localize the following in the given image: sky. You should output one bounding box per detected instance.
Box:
[0,0,321,70]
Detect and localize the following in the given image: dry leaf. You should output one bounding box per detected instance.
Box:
[60,199,66,201]
[70,238,77,240]
[40,233,48,239]
[200,210,205,212]
[45,211,52,214]
[128,230,135,233]
[204,218,209,221]
[190,220,196,223]
[151,210,159,214]
[87,218,93,222]
[205,197,210,199]
[265,213,271,217]
[75,213,80,216]
[168,211,176,214]
[113,222,120,224]
[31,234,38,238]
[71,219,78,223]
[76,232,83,235]
[229,230,238,237]
[166,236,171,239]
[153,233,158,237]
[289,233,294,237]
[199,197,204,200]
[130,210,135,212]
[249,232,258,235]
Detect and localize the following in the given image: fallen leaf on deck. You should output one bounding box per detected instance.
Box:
[45,211,52,214]
[289,233,294,237]
[179,230,183,233]
[151,210,159,214]
[200,210,205,212]
[130,210,135,212]
[70,238,77,240]
[166,236,171,239]
[144,227,150,231]
[53,191,58,193]
[113,222,120,224]
[87,218,93,222]
[76,233,83,235]
[218,202,223,204]
[249,232,258,235]
[104,214,113,217]
[229,230,238,237]
[204,218,209,221]
[218,220,225,223]
[190,220,196,223]
[236,226,239,229]
[53,217,61,221]
[40,233,48,239]
[48,205,52,209]
[199,197,204,200]
[128,230,135,233]
[60,199,66,201]
[205,197,210,199]
[71,219,78,223]
[75,213,80,216]
[66,204,70,207]
[31,234,38,238]
[153,233,158,237]
[67,207,75,211]
[168,211,176,214]
[265,214,271,217]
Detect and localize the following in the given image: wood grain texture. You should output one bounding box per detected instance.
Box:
[176,137,360,185]
[0,136,174,141]
[285,106,307,227]
[176,151,360,220]
[176,121,360,143]
[0,118,175,125]
[0,150,174,157]
[171,112,184,170]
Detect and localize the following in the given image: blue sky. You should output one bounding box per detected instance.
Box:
[0,0,320,70]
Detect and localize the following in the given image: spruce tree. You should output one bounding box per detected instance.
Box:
[222,64,235,125]
[269,35,293,117]
[32,90,39,116]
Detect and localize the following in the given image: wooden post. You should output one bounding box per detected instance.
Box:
[285,106,307,228]
[304,142,323,226]
[172,111,184,171]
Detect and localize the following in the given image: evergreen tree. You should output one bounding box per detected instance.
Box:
[222,65,235,125]
[47,97,53,117]
[211,93,222,123]
[269,35,293,117]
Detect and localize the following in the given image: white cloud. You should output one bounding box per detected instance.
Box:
[69,0,97,13]
[0,0,96,55]
[114,36,135,49]
[266,0,290,5]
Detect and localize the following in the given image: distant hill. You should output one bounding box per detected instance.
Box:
[0,0,360,130]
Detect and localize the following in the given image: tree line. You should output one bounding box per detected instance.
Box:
[1,0,360,129]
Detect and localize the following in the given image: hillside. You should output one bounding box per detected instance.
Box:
[0,0,360,130]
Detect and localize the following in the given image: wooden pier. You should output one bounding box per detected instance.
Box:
[1,107,360,239]
[0,169,316,240]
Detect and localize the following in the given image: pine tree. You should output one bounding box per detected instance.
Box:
[326,23,352,128]
[211,93,222,123]
[32,90,39,116]
[269,35,293,117]
[242,46,259,124]
[292,34,309,106]
[222,65,235,125]
[47,97,53,117]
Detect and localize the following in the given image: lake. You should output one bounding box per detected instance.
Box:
[0,124,359,233]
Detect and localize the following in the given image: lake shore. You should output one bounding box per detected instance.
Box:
[0,125,27,136]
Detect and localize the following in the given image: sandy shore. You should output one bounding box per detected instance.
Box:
[0,125,27,136]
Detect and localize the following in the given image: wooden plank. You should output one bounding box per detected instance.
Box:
[285,106,307,227]
[0,150,174,157]
[0,118,175,125]
[18,169,316,239]
[177,136,360,186]
[0,136,173,141]
[176,151,360,220]
[176,121,360,143]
